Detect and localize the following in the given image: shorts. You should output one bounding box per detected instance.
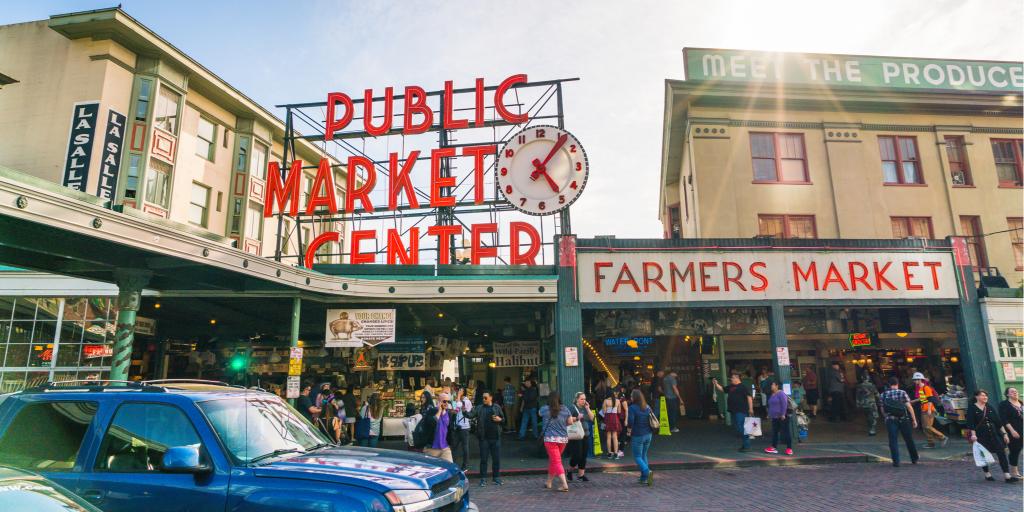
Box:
[344,417,356,424]
[805,390,819,405]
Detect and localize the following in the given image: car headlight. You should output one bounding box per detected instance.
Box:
[384,489,431,506]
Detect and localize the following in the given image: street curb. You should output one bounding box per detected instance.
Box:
[465,453,884,477]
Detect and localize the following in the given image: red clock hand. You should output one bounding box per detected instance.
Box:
[538,169,559,192]
[539,133,568,169]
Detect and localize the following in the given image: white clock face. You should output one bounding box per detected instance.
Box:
[496,125,589,216]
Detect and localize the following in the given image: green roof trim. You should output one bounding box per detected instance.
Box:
[0,165,109,207]
[312,263,557,280]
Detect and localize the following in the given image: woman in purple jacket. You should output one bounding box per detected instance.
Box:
[764,381,793,455]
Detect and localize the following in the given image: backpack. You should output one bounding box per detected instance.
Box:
[412,413,435,448]
[882,396,907,418]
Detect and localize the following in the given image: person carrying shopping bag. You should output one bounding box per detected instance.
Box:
[713,374,754,452]
[967,389,1018,483]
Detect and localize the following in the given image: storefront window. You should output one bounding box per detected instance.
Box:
[997,328,1023,359]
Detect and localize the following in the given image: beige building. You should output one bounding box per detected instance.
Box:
[0,7,346,264]
[660,49,1023,286]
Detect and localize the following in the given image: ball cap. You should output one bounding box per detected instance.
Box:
[438,392,452,401]
[912,372,926,380]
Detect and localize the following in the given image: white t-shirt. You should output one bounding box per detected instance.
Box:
[453,397,473,429]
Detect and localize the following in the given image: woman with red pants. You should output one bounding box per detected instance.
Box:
[539,391,577,492]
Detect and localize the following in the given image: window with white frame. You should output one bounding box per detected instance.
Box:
[996,328,1022,359]
[188,182,210,227]
[251,142,269,180]
[144,158,172,207]
[245,203,263,240]
[196,117,216,161]
[153,87,181,134]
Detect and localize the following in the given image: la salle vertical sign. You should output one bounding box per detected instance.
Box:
[96,110,126,200]
[61,102,100,192]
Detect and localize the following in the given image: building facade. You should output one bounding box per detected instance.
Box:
[0,7,347,263]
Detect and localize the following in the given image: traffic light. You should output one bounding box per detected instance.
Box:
[228,351,248,373]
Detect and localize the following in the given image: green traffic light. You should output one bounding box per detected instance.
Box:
[229,354,247,371]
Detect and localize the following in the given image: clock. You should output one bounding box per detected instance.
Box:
[496,125,588,216]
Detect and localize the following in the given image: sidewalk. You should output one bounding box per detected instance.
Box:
[378,415,971,477]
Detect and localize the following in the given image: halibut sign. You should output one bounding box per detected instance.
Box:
[685,48,1024,93]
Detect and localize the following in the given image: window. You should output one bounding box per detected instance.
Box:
[144,158,172,207]
[230,198,242,234]
[134,79,152,122]
[124,154,141,199]
[1009,217,1023,270]
[758,214,817,239]
[196,117,216,161]
[996,328,1023,359]
[236,136,250,172]
[878,136,923,184]
[188,182,210,227]
[667,205,681,239]
[95,403,202,472]
[302,174,312,208]
[251,142,269,180]
[0,401,98,471]
[944,136,971,186]
[891,217,934,239]
[245,203,262,240]
[153,86,181,134]
[750,133,808,183]
[959,215,987,268]
[991,139,1023,187]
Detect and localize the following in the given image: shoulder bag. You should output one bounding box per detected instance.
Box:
[648,407,660,429]
[566,405,585,440]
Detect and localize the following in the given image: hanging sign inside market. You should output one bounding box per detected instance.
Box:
[377,352,426,371]
[325,308,397,348]
[264,74,588,268]
[684,48,1024,93]
[493,341,541,367]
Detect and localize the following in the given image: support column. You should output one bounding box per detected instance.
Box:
[768,304,791,388]
[289,297,301,407]
[554,235,583,406]
[110,269,151,382]
[717,335,729,425]
[950,237,997,394]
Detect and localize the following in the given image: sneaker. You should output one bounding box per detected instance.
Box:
[868,431,876,436]
[647,471,654,486]
[566,470,573,481]
[578,475,589,482]
[764,447,778,454]
[671,428,680,433]
[493,479,503,486]
[784,448,793,456]
[479,480,486,487]
[638,478,647,485]
[941,437,949,448]
[1006,477,1020,483]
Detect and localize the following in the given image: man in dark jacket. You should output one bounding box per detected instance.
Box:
[518,380,539,440]
[465,391,505,486]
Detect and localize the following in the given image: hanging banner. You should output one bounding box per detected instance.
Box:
[96,109,126,200]
[325,308,396,347]
[61,101,100,192]
[493,341,541,367]
[377,352,426,371]
[286,375,300,399]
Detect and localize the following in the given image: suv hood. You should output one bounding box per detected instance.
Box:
[252,446,459,492]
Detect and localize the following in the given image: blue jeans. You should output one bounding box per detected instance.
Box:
[632,433,652,479]
[885,418,919,465]
[732,412,751,449]
[519,408,538,439]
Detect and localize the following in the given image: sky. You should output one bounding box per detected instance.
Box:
[4,0,1022,239]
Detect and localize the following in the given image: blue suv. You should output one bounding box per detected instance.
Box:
[0,381,473,512]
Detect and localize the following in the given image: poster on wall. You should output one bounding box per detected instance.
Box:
[325,309,396,347]
[96,109,126,200]
[61,101,100,192]
[493,341,541,367]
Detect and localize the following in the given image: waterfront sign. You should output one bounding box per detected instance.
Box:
[325,308,396,348]
[578,251,959,303]
[684,48,1024,93]
[493,341,541,367]
[61,101,99,192]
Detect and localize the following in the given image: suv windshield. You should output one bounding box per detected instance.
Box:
[198,395,330,464]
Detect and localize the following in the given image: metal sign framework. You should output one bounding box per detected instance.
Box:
[273,78,579,267]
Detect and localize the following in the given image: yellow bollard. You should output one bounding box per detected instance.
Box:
[658,396,671,436]
[592,409,603,456]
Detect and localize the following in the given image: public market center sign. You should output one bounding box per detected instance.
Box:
[684,48,1024,93]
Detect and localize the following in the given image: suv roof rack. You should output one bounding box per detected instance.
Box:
[142,379,247,389]
[24,380,167,393]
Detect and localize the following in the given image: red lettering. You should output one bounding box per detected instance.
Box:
[474,77,486,127]
[349,229,376,264]
[750,262,768,292]
[903,261,923,291]
[363,87,393,137]
[594,261,613,293]
[305,159,337,215]
[427,225,462,265]
[304,231,339,269]
[642,262,667,292]
[388,150,420,210]
[430,147,457,207]
[699,261,720,292]
[324,92,353,140]
[386,227,419,265]
[873,261,896,290]
[345,156,376,213]
[263,160,303,217]
[612,263,641,293]
[471,223,498,264]
[793,262,819,292]
[463,145,497,204]
[442,80,469,130]
[402,85,433,135]
[923,261,942,290]
[669,262,697,292]
[494,74,529,124]
[848,261,872,291]
[510,222,540,265]
[723,261,746,292]
[822,263,850,291]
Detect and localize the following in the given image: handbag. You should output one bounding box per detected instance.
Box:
[743,416,762,437]
[567,419,585,440]
[648,408,660,429]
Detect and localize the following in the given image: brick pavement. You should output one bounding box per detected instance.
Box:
[469,461,1023,512]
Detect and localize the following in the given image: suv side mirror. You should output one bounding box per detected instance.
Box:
[161,445,212,475]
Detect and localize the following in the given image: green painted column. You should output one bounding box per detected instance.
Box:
[110,269,151,382]
[554,235,584,406]
[289,297,301,407]
[717,335,729,426]
[948,237,997,394]
[768,304,791,387]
